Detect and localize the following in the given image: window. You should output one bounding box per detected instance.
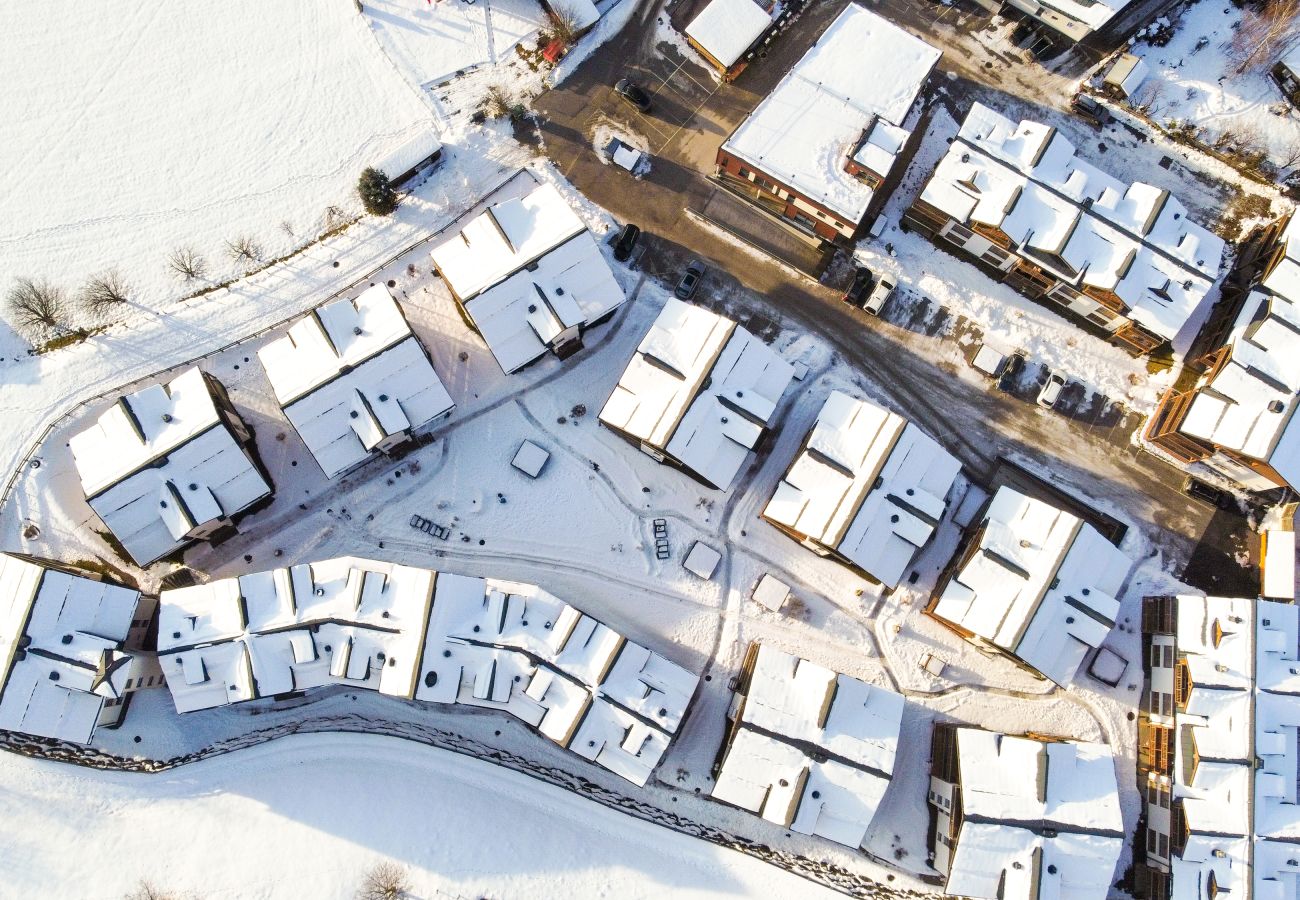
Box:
[739,167,750,179]
[816,210,826,219]
[1163,645,1174,668]
[1158,833,1169,858]
[1147,829,1159,853]
[981,245,1010,266]
[1150,644,1163,668]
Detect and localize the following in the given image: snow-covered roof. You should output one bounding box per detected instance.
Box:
[68,367,272,566]
[599,298,794,490]
[684,0,773,69]
[463,230,624,373]
[563,0,601,31]
[374,124,442,183]
[1255,839,1300,900]
[942,728,1123,900]
[158,557,437,713]
[721,5,939,224]
[763,391,960,587]
[0,554,140,743]
[930,486,1132,685]
[258,285,453,479]
[920,102,1224,343]
[429,181,589,302]
[1104,54,1149,97]
[1181,286,1300,488]
[415,572,698,785]
[712,644,903,847]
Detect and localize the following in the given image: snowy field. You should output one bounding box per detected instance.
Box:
[363,0,549,86]
[0,1,437,352]
[1123,0,1300,169]
[0,732,843,900]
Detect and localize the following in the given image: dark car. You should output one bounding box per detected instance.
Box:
[1070,93,1109,127]
[842,266,873,305]
[676,260,704,300]
[615,78,651,113]
[613,223,641,262]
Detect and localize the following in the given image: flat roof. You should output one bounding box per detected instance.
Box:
[722,5,939,224]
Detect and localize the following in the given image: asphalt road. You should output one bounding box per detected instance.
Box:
[531,0,1259,593]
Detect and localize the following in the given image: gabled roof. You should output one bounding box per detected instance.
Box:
[931,486,1131,685]
[920,102,1224,343]
[711,644,904,847]
[721,5,939,224]
[600,299,794,490]
[430,182,588,302]
[258,286,453,478]
[764,391,960,587]
[69,367,271,566]
[0,554,140,743]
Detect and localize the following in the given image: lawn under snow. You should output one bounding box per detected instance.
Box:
[1125,0,1300,169]
[0,732,842,900]
[0,1,433,346]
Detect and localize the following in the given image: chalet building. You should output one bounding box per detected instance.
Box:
[711,642,905,847]
[1145,213,1300,491]
[598,298,795,491]
[417,571,699,787]
[904,103,1224,355]
[762,391,962,588]
[927,486,1133,685]
[0,553,162,743]
[714,5,940,243]
[1137,594,1300,900]
[928,724,1124,900]
[683,0,779,82]
[1273,46,1300,108]
[429,180,625,374]
[69,366,272,567]
[158,558,696,786]
[258,284,454,479]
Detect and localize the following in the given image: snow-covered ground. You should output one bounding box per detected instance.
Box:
[363,0,549,87]
[0,731,844,900]
[1121,0,1300,170]
[0,1,435,353]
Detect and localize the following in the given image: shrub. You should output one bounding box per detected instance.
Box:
[548,3,582,46]
[357,167,398,216]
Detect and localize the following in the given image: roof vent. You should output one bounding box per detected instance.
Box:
[353,326,363,336]
[61,634,73,645]
[1066,617,1075,624]
[555,287,565,296]
[736,390,744,398]
[48,671,59,682]
[1048,865,1058,875]
[161,413,173,423]
[1270,400,1286,414]
[528,304,538,313]
[443,649,452,658]
[159,500,168,508]
[1288,859,1298,867]
[1082,587,1091,596]
[658,707,667,716]
[811,790,821,799]
[890,515,900,524]
[376,652,386,661]
[349,410,359,419]
[721,416,729,424]
[1216,663,1229,672]
[315,587,325,597]
[1012,862,1023,870]
[906,488,915,496]
[424,671,438,688]
[378,394,389,402]
[779,778,789,787]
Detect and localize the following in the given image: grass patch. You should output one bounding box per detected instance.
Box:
[32,328,100,355]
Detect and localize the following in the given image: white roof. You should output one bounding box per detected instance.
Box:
[685,0,772,69]
[763,391,960,587]
[1255,839,1300,900]
[1181,289,1300,487]
[684,542,722,579]
[752,574,790,611]
[712,644,903,847]
[158,557,436,713]
[69,367,271,566]
[429,181,588,302]
[1172,835,1251,900]
[259,286,453,478]
[511,440,550,477]
[463,230,625,373]
[931,486,1131,685]
[374,124,442,183]
[416,572,697,786]
[920,102,1224,343]
[721,5,939,224]
[0,554,140,743]
[1264,530,1296,600]
[943,728,1122,900]
[599,298,794,490]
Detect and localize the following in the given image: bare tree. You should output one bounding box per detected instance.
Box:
[357,862,409,900]
[7,277,68,332]
[168,246,208,281]
[547,3,582,46]
[280,219,295,237]
[1278,133,1300,170]
[224,235,263,264]
[1130,79,1168,117]
[80,269,132,311]
[325,205,346,229]
[1231,0,1300,74]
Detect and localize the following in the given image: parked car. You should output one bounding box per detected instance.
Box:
[676,260,704,300]
[1037,370,1066,408]
[1070,93,1109,127]
[862,276,895,315]
[997,351,1026,391]
[842,267,873,305]
[614,78,651,113]
[613,223,641,262]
